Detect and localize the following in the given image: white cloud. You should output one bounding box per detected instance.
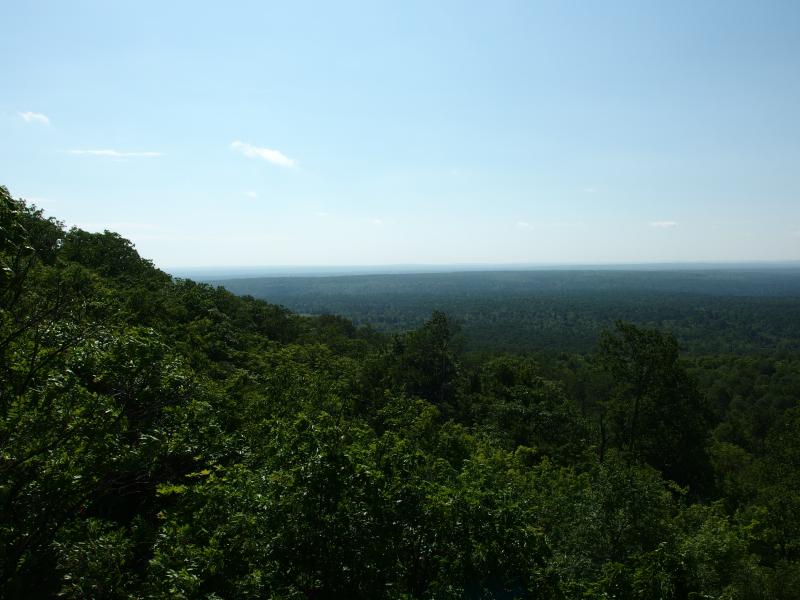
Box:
[371,218,383,226]
[244,191,258,199]
[230,141,295,168]
[582,187,599,193]
[19,111,50,125]
[315,211,329,217]
[516,221,532,229]
[650,221,678,229]
[69,149,162,157]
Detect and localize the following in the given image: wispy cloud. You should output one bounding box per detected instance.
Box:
[650,221,678,229]
[516,221,532,229]
[244,191,258,199]
[582,187,599,194]
[19,111,50,125]
[371,218,383,226]
[315,211,329,217]
[231,141,295,168]
[69,149,162,158]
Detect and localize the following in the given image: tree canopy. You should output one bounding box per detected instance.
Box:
[2,186,800,598]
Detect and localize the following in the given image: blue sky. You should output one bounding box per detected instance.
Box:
[2,1,799,267]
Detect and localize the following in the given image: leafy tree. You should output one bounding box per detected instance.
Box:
[466,355,590,463]
[384,310,462,413]
[597,322,714,494]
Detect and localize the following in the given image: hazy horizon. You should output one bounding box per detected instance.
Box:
[3,1,799,266]
[169,260,800,281]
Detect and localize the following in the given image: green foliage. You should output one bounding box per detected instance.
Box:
[53,518,137,599]
[385,310,462,411]
[61,228,160,282]
[2,186,799,598]
[465,355,591,463]
[597,322,714,494]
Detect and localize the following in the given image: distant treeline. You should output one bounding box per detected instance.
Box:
[212,270,800,354]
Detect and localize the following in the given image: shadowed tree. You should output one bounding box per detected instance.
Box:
[386,311,462,413]
[597,322,714,495]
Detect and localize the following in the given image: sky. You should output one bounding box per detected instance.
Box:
[2,0,799,268]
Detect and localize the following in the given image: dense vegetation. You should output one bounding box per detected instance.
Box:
[3,185,800,598]
[211,270,800,354]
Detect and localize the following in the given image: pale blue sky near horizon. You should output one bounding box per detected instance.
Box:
[2,1,799,267]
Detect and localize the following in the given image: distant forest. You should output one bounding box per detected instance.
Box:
[3,185,800,598]
[211,269,800,354]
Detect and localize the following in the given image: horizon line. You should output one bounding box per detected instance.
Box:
[166,260,800,279]
[166,259,800,269]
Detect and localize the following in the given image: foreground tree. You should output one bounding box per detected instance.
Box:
[597,322,713,495]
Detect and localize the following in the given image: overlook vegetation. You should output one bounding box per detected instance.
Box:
[2,185,800,598]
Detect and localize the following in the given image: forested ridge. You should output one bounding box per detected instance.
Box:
[3,185,800,598]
